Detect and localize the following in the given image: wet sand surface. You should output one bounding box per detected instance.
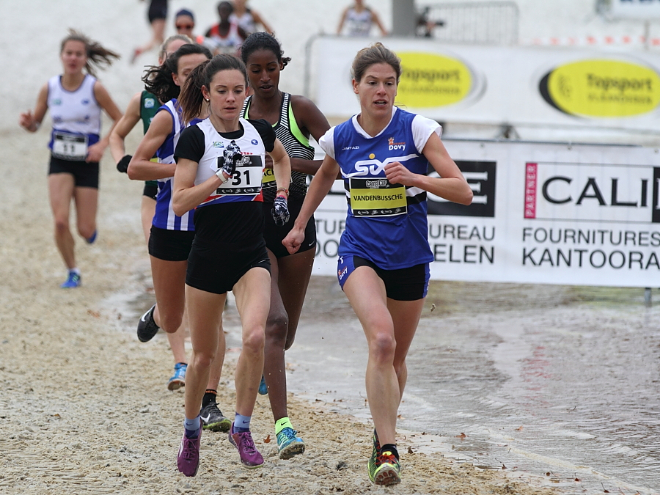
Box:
[287,280,660,495]
[0,127,559,494]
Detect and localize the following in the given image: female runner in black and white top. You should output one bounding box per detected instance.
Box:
[172,54,291,476]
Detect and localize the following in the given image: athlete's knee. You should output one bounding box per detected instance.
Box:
[77,224,95,240]
[54,217,70,235]
[242,326,265,355]
[265,313,288,345]
[191,348,216,370]
[368,331,396,362]
[157,311,184,334]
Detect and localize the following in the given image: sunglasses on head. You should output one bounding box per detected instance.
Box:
[176,24,194,29]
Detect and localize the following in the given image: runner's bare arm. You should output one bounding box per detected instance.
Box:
[385,132,472,205]
[128,110,177,180]
[289,95,331,176]
[283,154,340,254]
[171,158,222,217]
[88,81,123,162]
[109,92,142,163]
[19,83,48,132]
[270,138,291,193]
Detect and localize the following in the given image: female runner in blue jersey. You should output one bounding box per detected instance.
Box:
[19,30,123,289]
[110,34,192,246]
[283,43,473,486]
[126,45,231,426]
[171,54,291,475]
[240,32,331,459]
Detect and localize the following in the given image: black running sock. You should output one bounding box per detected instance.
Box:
[381,444,399,460]
[202,389,217,408]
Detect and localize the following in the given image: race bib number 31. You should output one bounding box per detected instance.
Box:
[216,155,264,195]
[52,132,88,160]
[349,178,407,217]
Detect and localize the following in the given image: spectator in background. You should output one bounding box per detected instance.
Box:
[133,0,169,62]
[231,0,274,35]
[174,8,205,45]
[204,1,248,56]
[337,0,388,37]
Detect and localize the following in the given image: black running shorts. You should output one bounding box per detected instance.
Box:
[339,256,430,301]
[186,239,271,294]
[49,155,99,189]
[148,225,195,262]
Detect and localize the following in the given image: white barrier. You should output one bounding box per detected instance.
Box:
[311,139,660,288]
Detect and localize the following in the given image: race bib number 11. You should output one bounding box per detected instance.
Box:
[52,132,88,160]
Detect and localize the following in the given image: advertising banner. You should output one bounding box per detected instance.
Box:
[311,36,660,132]
[311,140,660,287]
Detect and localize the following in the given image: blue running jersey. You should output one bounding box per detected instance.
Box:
[152,99,195,231]
[325,108,439,270]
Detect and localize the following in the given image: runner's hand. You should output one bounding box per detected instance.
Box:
[385,161,415,186]
[116,155,132,173]
[272,195,290,226]
[218,140,243,179]
[86,142,104,163]
[19,111,37,132]
[282,225,304,254]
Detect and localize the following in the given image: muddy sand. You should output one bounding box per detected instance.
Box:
[0,126,558,494]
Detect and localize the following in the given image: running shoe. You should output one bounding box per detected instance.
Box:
[228,423,264,468]
[368,443,401,486]
[60,271,81,289]
[258,375,268,395]
[200,402,231,432]
[177,428,202,477]
[276,427,305,459]
[137,305,159,342]
[168,363,187,391]
[86,230,97,244]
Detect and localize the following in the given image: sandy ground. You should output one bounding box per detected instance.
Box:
[0,126,560,494]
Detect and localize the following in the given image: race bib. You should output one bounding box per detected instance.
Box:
[52,132,88,160]
[215,155,264,195]
[349,178,407,217]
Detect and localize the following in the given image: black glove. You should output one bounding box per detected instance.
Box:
[116,154,132,173]
[272,195,290,226]
[218,140,243,179]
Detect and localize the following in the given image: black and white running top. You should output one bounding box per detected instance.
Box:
[242,93,314,202]
[175,117,275,245]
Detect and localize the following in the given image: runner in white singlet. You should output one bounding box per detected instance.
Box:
[19,30,122,289]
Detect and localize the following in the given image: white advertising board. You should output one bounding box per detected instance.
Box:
[311,36,660,132]
[608,0,660,20]
[311,140,660,287]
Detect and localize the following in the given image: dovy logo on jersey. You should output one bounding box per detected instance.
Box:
[388,137,406,151]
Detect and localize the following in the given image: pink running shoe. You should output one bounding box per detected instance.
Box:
[228,423,264,468]
[177,428,202,477]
